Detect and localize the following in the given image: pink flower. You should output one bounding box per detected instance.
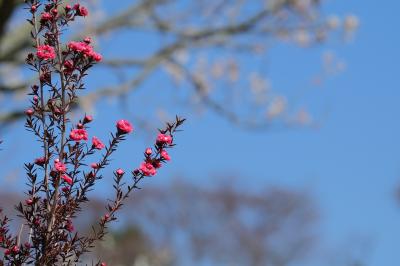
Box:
[90,51,102,62]
[116,119,133,134]
[140,162,157,176]
[68,41,88,53]
[116,168,124,175]
[145,148,152,155]
[74,4,89,16]
[40,12,53,22]
[92,136,105,150]
[54,161,66,173]
[37,45,55,60]
[25,199,33,205]
[70,128,88,141]
[100,263,107,266]
[67,41,102,61]
[156,133,172,145]
[160,150,171,161]
[61,174,73,185]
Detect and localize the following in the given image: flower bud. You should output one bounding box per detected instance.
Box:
[25,109,34,116]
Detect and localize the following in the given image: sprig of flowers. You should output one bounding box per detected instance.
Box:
[0,1,184,265]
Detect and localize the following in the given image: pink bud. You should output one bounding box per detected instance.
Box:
[116,168,124,175]
[91,163,99,169]
[12,245,19,253]
[84,115,93,123]
[84,37,92,44]
[25,109,34,116]
[145,148,152,155]
[25,199,33,205]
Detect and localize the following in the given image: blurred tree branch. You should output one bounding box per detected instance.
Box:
[0,0,358,129]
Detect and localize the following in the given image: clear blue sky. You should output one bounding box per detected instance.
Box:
[1,0,400,265]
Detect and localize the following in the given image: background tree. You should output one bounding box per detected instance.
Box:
[0,0,358,128]
[83,179,317,266]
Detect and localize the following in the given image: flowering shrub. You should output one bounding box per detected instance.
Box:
[0,1,184,265]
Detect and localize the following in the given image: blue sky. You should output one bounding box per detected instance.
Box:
[1,0,400,265]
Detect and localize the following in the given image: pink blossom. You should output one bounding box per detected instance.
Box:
[26,199,33,205]
[61,174,73,185]
[70,128,88,141]
[37,45,56,60]
[40,12,53,22]
[67,41,102,61]
[68,41,88,53]
[92,136,105,150]
[54,161,67,173]
[156,133,172,145]
[140,162,157,176]
[74,4,89,16]
[90,51,102,62]
[160,150,171,161]
[116,168,124,175]
[116,119,133,134]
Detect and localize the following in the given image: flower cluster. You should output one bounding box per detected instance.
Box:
[137,132,175,176]
[36,45,55,60]
[0,1,185,265]
[68,40,102,62]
